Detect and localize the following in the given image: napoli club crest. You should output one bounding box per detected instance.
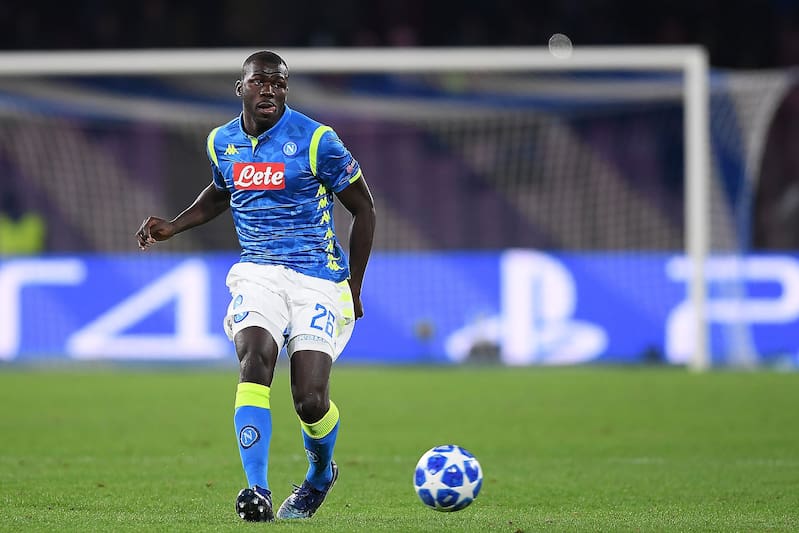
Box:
[239,426,260,448]
[282,141,298,156]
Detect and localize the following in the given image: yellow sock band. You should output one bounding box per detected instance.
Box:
[235,382,271,409]
[301,401,339,439]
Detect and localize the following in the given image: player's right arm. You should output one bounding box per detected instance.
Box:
[136,182,230,250]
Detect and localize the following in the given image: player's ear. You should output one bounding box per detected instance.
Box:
[234,80,243,97]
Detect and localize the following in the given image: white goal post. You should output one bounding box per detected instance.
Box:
[0,46,711,370]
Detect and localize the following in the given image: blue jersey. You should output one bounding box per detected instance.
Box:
[206,106,362,282]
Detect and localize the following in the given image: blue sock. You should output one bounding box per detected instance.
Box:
[300,401,340,491]
[234,382,272,490]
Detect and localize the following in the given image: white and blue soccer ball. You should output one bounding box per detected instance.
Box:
[413,444,483,512]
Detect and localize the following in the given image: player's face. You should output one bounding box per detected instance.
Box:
[237,60,289,132]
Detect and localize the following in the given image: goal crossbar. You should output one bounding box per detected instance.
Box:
[0,46,705,74]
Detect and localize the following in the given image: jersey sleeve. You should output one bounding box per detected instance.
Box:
[315,129,363,193]
[209,161,225,190]
[206,127,227,190]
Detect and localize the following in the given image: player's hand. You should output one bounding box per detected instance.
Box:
[352,294,364,320]
[347,279,364,319]
[136,216,176,250]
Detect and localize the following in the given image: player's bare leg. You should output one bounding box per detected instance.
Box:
[234,326,279,522]
[277,350,340,519]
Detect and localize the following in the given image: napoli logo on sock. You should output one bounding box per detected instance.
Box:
[239,426,260,448]
[305,449,320,463]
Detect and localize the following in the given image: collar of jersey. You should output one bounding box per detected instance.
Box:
[238,105,293,141]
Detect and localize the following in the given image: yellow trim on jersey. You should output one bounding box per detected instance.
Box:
[301,401,340,439]
[235,382,271,409]
[348,168,363,184]
[309,125,333,176]
[206,127,221,167]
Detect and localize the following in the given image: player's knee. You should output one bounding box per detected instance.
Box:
[236,343,276,384]
[235,327,278,379]
[239,349,267,372]
[293,389,328,423]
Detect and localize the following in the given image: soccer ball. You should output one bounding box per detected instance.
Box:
[413,444,483,512]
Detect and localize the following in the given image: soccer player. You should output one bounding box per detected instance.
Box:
[135,50,376,522]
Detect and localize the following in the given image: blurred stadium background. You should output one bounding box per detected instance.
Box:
[1,0,799,368]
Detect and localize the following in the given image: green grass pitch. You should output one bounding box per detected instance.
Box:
[1,365,797,532]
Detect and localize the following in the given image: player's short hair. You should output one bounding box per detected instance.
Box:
[241,51,289,78]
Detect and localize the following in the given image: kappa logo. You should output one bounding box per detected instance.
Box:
[239,426,260,448]
[225,144,239,155]
[233,163,286,190]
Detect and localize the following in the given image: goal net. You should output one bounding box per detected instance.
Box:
[0,47,794,367]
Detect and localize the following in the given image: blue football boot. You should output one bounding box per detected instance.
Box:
[276,461,339,519]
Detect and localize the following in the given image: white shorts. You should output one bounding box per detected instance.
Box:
[223,262,355,361]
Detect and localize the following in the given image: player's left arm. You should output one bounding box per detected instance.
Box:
[335,177,376,319]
